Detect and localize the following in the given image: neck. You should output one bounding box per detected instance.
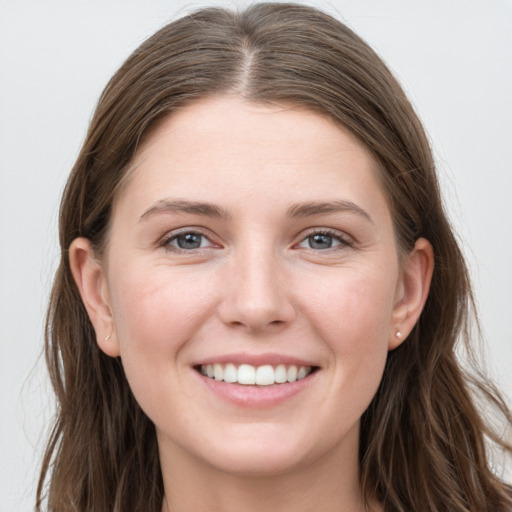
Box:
[158,429,374,512]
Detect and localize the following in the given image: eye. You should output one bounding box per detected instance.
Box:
[164,231,213,251]
[297,230,350,250]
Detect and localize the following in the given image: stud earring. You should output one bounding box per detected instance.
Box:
[395,331,402,339]
[104,332,112,341]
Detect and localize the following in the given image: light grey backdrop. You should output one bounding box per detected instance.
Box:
[1,1,511,510]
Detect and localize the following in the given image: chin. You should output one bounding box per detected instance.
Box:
[192,424,331,477]
[206,445,308,477]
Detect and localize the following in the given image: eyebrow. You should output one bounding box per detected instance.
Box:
[140,198,372,224]
[287,200,373,224]
[140,199,232,221]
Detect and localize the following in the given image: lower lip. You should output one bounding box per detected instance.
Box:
[196,370,318,408]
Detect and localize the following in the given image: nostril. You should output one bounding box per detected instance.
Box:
[217,280,296,331]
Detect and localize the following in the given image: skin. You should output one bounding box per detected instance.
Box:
[71,96,434,512]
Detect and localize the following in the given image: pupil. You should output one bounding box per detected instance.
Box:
[177,233,202,249]
[310,234,332,249]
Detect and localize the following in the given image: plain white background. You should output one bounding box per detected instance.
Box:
[1,1,511,510]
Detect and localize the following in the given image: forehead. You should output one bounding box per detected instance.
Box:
[135,96,377,165]
[114,95,389,221]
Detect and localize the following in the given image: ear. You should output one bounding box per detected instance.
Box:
[69,237,120,357]
[389,238,434,350]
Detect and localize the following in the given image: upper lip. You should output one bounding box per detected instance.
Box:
[194,352,319,368]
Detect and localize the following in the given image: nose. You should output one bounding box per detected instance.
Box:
[218,246,295,333]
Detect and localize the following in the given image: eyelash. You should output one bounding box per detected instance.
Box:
[160,227,353,254]
[296,229,353,251]
[160,229,216,253]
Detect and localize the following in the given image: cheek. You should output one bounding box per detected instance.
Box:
[110,264,212,349]
[106,264,216,402]
[308,264,396,342]
[303,264,397,396]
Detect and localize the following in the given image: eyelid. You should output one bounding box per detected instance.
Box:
[159,227,221,252]
[157,226,354,253]
[294,227,354,249]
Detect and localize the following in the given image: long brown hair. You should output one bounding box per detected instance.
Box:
[37,3,512,511]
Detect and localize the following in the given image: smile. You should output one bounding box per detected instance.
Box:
[198,363,315,386]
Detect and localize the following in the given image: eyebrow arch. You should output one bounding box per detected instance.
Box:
[287,200,374,224]
[140,199,232,221]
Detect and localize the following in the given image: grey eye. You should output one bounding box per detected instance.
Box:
[173,232,206,250]
[298,232,346,250]
[307,233,335,249]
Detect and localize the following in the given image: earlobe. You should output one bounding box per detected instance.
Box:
[389,238,434,350]
[69,237,120,357]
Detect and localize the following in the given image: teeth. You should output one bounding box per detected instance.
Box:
[255,365,274,386]
[223,363,237,383]
[275,364,287,383]
[199,363,313,385]
[297,366,308,380]
[238,364,256,385]
[287,365,297,383]
[213,363,223,381]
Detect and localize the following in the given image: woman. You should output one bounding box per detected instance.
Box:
[37,3,512,511]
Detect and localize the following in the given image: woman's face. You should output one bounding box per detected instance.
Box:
[75,96,430,477]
